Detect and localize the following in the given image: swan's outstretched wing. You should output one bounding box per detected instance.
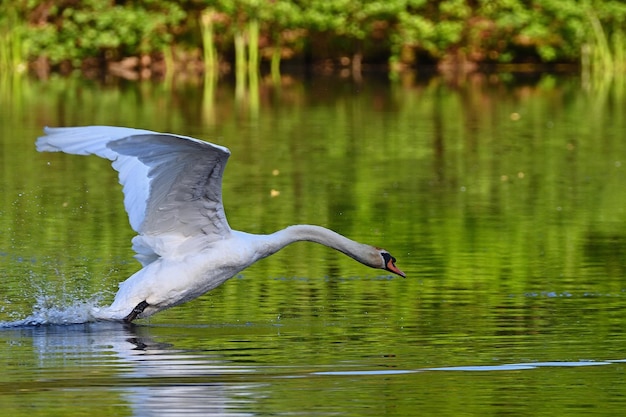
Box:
[36,126,232,252]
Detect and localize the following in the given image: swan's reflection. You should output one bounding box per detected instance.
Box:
[19,323,257,416]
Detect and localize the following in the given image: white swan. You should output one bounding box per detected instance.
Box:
[36,126,405,322]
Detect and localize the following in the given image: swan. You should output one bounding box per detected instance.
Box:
[36,126,405,322]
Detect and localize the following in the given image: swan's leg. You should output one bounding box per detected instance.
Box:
[124,300,149,323]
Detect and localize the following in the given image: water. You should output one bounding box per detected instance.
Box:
[1,72,626,415]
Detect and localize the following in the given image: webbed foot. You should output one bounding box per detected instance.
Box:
[124,300,149,323]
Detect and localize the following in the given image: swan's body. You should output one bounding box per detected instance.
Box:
[36,126,405,322]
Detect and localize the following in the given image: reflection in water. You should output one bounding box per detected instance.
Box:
[8,323,256,416]
[2,73,626,415]
[314,359,622,374]
[5,321,626,417]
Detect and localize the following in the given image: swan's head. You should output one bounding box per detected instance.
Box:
[379,250,406,278]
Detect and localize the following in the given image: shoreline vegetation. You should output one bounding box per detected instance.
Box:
[1,1,625,82]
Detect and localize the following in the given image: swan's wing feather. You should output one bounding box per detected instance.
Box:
[36,125,232,243]
[37,126,155,230]
[36,126,155,159]
[107,134,231,238]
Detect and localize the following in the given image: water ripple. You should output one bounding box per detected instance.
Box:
[313,359,622,376]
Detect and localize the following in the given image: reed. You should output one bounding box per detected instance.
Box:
[0,13,25,74]
[584,10,626,77]
[270,46,281,83]
[586,11,613,73]
[248,18,260,76]
[234,29,247,100]
[613,28,625,72]
[200,9,219,75]
[162,46,174,78]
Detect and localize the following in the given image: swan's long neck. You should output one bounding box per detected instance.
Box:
[260,225,380,268]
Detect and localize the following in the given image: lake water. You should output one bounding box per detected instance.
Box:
[1,72,626,416]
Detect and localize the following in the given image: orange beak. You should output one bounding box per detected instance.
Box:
[386,258,406,278]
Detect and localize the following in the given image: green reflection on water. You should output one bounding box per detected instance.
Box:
[1,74,626,313]
[1,73,626,415]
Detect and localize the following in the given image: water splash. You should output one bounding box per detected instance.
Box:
[0,293,108,328]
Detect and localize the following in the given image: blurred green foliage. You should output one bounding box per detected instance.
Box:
[1,0,625,75]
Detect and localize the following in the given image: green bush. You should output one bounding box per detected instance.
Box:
[1,0,625,74]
